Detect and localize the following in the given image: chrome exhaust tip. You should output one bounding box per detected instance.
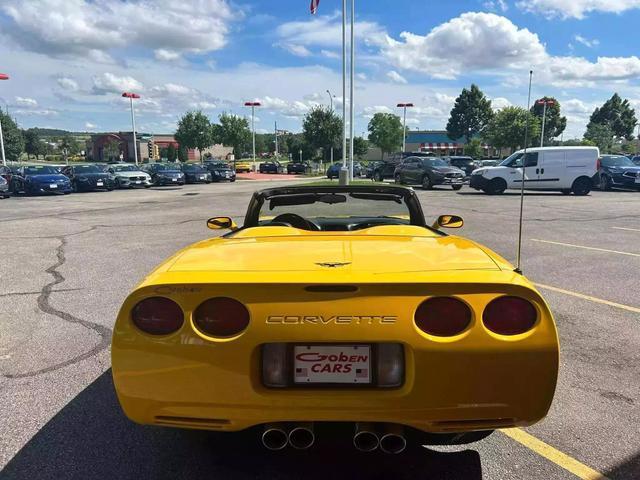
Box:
[261,424,288,451]
[353,422,379,452]
[288,422,315,450]
[379,425,407,454]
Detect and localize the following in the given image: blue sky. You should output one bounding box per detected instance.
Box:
[1,0,640,138]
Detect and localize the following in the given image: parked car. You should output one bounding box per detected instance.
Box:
[259,160,284,174]
[203,161,236,182]
[370,152,433,181]
[234,160,252,173]
[394,156,465,190]
[107,164,152,188]
[286,161,310,174]
[0,175,10,198]
[0,165,14,184]
[470,146,599,195]
[62,164,115,192]
[181,163,212,184]
[481,160,499,167]
[11,165,72,195]
[445,156,477,178]
[142,163,185,186]
[597,154,640,191]
[326,162,362,179]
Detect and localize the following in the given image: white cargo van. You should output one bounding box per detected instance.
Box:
[469,146,599,195]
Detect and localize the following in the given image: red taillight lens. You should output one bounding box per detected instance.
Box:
[414,297,471,336]
[483,296,537,335]
[132,297,183,335]
[194,297,250,337]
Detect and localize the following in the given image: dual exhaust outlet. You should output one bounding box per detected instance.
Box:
[261,422,406,454]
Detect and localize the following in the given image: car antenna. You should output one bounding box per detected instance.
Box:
[515,70,533,275]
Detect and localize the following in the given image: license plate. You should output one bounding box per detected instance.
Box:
[635,178,640,184]
[49,184,58,188]
[172,178,177,182]
[294,345,371,384]
[135,180,141,184]
[225,172,230,177]
[200,176,206,179]
[97,181,103,186]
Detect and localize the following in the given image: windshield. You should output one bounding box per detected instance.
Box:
[182,164,205,172]
[112,165,138,172]
[208,162,228,168]
[423,158,449,167]
[500,152,523,166]
[259,192,411,223]
[451,157,474,164]
[75,165,101,173]
[155,163,179,171]
[602,156,634,167]
[24,166,58,175]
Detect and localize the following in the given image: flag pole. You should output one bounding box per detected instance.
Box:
[348,0,355,181]
[339,0,348,185]
[515,70,533,275]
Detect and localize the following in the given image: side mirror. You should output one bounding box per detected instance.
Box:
[207,216,237,230]
[433,214,464,229]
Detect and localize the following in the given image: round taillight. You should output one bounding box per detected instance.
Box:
[194,297,250,337]
[483,296,537,335]
[414,297,471,337]
[132,297,183,335]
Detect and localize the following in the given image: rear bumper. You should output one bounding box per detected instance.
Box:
[112,283,559,433]
[610,174,640,189]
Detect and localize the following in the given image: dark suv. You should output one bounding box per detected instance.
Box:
[445,156,477,178]
[597,155,640,190]
[394,156,465,190]
[370,151,434,182]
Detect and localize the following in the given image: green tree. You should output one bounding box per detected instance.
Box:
[367,113,403,160]
[464,138,483,158]
[446,84,494,143]
[57,135,80,164]
[218,112,251,158]
[0,112,24,162]
[175,110,215,161]
[353,137,368,158]
[167,144,177,162]
[583,123,614,152]
[103,139,121,161]
[587,93,637,140]
[302,106,343,162]
[178,145,188,162]
[483,106,540,151]
[254,133,269,155]
[530,97,567,144]
[23,129,41,160]
[286,134,315,162]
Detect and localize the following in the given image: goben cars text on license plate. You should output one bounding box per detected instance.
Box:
[294,345,371,384]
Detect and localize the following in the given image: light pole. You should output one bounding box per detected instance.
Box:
[326,89,334,166]
[339,0,348,185]
[0,73,9,166]
[244,101,261,169]
[122,92,140,166]
[397,103,414,152]
[536,98,555,147]
[348,0,355,180]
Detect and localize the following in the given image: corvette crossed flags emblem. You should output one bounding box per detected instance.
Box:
[315,262,351,268]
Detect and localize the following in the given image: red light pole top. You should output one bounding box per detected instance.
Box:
[397,103,414,107]
[0,74,9,80]
[536,99,555,106]
[122,92,140,99]
[244,101,261,107]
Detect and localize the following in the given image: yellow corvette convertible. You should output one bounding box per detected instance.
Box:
[112,185,559,454]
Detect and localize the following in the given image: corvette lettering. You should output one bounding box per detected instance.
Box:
[266,315,397,325]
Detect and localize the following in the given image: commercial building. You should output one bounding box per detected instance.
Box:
[405,130,497,156]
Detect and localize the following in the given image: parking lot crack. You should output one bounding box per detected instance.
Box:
[2,236,112,379]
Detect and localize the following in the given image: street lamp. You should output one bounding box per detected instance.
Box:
[397,103,414,152]
[244,101,261,167]
[122,92,141,166]
[0,73,9,167]
[536,98,555,147]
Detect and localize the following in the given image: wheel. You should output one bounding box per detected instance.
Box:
[422,175,433,190]
[230,178,236,182]
[71,181,78,193]
[144,185,151,188]
[599,175,612,191]
[452,184,463,191]
[561,189,571,195]
[205,181,211,184]
[374,172,383,182]
[572,176,592,196]
[485,178,507,195]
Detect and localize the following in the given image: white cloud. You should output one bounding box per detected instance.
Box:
[491,97,512,110]
[154,49,181,62]
[276,14,386,48]
[483,0,508,12]
[15,96,38,108]
[1,0,236,59]
[386,70,407,84]
[14,108,57,116]
[320,49,340,59]
[149,83,195,97]
[92,72,144,95]
[362,105,393,118]
[85,122,97,129]
[254,96,315,118]
[277,43,312,57]
[56,76,79,92]
[517,0,640,19]
[574,34,600,48]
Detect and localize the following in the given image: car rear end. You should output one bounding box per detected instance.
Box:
[0,175,10,198]
[112,274,558,441]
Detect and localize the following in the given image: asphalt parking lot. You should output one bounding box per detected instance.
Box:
[0,181,638,480]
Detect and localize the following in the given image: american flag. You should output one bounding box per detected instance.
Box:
[310,0,320,14]
[296,367,308,377]
[356,368,369,378]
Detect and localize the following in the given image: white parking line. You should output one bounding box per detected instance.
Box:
[612,226,640,233]
[534,283,640,314]
[531,239,640,258]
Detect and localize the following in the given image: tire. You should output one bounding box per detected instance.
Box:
[71,181,78,193]
[561,189,571,195]
[422,175,433,190]
[374,172,383,182]
[599,175,612,191]
[230,178,236,182]
[572,176,592,196]
[485,178,507,195]
[452,184,463,191]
